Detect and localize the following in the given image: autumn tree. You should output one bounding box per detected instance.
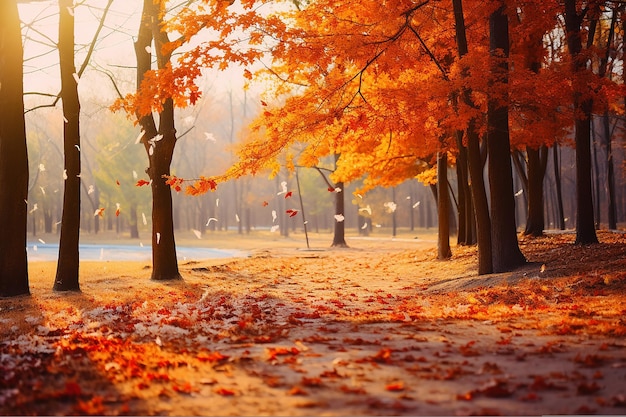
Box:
[486,3,526,272]
[0,0,30,297]
[564,0,599,244]
[117,0,185,281]
[53,0,81,291]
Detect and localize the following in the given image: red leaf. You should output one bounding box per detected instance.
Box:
[262,201,269,206]
[115,208,121,217]
[284,191,293,199]
[197,351,229,363]
[386,381,405,391]
[328,187,335,192]
[116,179,120,186]
[215,387,236,396]
[136,179,151,187]
[286,209,298,217]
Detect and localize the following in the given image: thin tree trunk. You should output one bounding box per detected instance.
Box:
[0,0,30,297]
[437,151,451,259]
[552,144,566,230]
[524,146,548,236]
[54,0,81,292]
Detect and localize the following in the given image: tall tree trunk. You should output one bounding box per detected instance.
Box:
[564,0,599,244]
[54,0,81,292]
[0,0,30,297]
[135,0,181,280]
[437,151,451,259]
[453,0,492,274]
[488,3,526,272]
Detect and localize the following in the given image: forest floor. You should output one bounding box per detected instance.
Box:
[2,230,626,416]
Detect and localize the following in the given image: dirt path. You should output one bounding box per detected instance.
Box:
[2,232,626,415]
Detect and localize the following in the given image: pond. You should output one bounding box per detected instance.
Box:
[26,243,248,262]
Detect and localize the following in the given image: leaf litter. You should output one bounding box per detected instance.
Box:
[1,231,626,415]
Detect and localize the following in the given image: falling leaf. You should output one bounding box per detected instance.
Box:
[413,201,421,208]
[384,201,397,213]
[361,222,368,230]
[262,201,269,206]
[136,179,151,187]
[334,214,345,222]
[206,218,217,226]
[156,232,161,244]
[328,187,335,192]
[204,132,216,142]
[277,181,288,195]
[514,189,524,197]
[63,116,69,123]
[335,187,342,193]
[192,229,202,239]
[115,203,121,217]
[235,214,240,222]
[132,170,138,180]
[272,210,277,222]
[94,208,105,217]
[38,164,45,172]
[286,209,298,217]
[142,212,147,225]
[38,239,45,244]
[216,198,220,207]
[88,185,95,195]
[285,191,293,198]
[29,204,38,214]
[116,179,120,186]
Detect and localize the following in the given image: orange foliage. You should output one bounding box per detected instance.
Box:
[128,0,625,195]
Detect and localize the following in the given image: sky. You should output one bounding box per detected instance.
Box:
[17,0,254,111]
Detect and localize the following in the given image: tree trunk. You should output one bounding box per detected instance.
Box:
[455,131,474,245]
[0,0,30,297]
[452,0,492,274]
[331,181,348,247]
[524,146,548,236]
[135,0,181,280]
[564,0,599,244]
[54,0,81,292]
[488,4,526,272]
[130,201,139,239]
[437,151,451,259]
[552,144,566,230]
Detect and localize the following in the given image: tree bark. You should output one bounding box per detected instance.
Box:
[53,0,82,291]
[452,0,492,274]
[0,0,30,297]
[331,181,348,247]
[437,151,451,259]
[488,3,526,272]
[135,0,181,280]
[524,146,548,236]
[564,0,599,244]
